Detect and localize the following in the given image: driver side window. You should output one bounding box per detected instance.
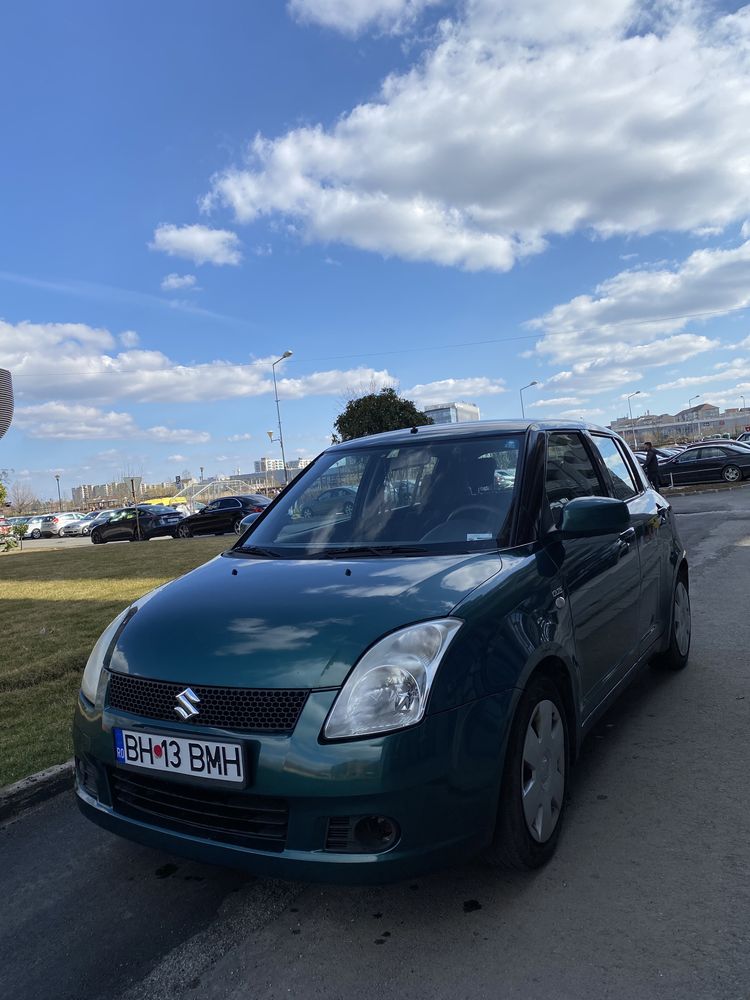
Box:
[545,433,605,525]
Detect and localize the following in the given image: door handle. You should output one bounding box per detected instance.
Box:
[619,527,636,542]
[656,504,669,523]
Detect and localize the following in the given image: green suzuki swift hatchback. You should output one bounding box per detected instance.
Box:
[74,421,690,881]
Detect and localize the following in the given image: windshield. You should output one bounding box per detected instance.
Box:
[235,433,522,558]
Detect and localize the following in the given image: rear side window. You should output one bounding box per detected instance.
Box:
[589,435,639,501]
[545,432,605,523]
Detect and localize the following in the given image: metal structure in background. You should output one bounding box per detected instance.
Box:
[171,478,279,509]
[627,389,641,448]
[271,351,293,484]
[0,369,13,440]
[519,381,538,419]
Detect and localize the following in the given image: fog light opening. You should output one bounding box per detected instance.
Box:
[353,815,399,852]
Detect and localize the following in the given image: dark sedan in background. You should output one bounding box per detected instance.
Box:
[90,506,184,544]
[659,443,750,485]
[176,495,271,537]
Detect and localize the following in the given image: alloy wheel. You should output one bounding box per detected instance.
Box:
[521,699,566,844]
[177,523,191,538]
[723,465,741,482]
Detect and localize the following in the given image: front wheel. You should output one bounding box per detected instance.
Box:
[90,529,104,545]
[233,518,244,534]
[31,529,41,539]
[652,575,691,671]
[722,464,741,483]
[485,675,569,871]
[177,523,192,539]
[301,506,313,519]
[343,501,354,516]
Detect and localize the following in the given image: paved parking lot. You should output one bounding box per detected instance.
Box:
[2,489,749,1000]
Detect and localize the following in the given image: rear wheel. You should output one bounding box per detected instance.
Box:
[485,674,569,870]
[233,518,244,534]
[343,501,354,516]
[301,506,313,519]
[652,574,691,671]
[57,527,65,537]
[177,523,192,539]
[31,529,41,539]
[722,464,741,483]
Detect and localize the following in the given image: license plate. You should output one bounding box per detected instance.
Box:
[113,728,244,783]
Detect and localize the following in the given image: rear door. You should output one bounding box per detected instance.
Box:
[545,432,642,717]
[588,433,667,653]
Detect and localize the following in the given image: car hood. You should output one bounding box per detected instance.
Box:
[109,551,503,689]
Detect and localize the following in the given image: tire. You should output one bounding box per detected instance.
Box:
[31,529,41,539]
[233,518,244,534]
[652,573,691,671]
[343,501,354,516]
[722,464,742,483]
[485,674,569,871]
[301,506,313,519]
[90,529,104,545]
[57,527,65,537]
[177,523,192,539]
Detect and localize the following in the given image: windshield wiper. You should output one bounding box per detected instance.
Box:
[237,545,282,558]
[311,545,429,558]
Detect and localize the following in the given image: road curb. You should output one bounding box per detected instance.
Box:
[663,482,749,498]
[0,759,74,822]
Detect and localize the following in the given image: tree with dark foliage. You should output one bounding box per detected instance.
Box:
[334,388,432,442]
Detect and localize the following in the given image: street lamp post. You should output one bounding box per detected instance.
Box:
[689,394,701,441]
[54,474,61,508]
[519,381,538,419]
[626,390,641,448]
[271,350,293,484]
[740,395,746,411]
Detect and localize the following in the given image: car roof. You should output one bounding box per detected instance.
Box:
[325,419,614,452]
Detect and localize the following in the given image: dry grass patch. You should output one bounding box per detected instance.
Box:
[0,537,229,786]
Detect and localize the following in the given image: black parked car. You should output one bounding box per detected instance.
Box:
[175,495,271,537]
[659,443,750,485]
[90,506,184,544]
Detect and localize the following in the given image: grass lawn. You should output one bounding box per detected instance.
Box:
[0,537,229,787]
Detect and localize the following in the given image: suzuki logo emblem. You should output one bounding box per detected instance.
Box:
[175,687,200,720]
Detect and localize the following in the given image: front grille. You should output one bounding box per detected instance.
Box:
[109,769,288,851]
[106,672,308,733]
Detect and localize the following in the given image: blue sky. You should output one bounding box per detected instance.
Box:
[2,0,750,500]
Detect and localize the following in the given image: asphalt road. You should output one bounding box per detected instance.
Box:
[3,488,749,1000]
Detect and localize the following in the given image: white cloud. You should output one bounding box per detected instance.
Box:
[161,273,198,291]
[149,224,242,266]
[528,396,583,408]
[206,2,750,271]
[227,432,253,441]
[404,376,506,407]
[0,318,399,405]
[120,330,139,347]
[288,0,439,35]
[13,401,210,443]
[531,241,750,363]
[167,454,188,463]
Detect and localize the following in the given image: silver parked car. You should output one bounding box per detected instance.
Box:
[61,510,114,536]
[22,514,47,539]
[40,512,85,537]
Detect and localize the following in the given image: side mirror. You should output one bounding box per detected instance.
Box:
[557,496,630,538]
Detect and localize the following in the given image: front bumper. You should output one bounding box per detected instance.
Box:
[73,686,514,884]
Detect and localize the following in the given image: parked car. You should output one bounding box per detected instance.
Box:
[40,512,85,537]
[175,495,270,537]
[299,486,357,519]
[90,506,184,544]
[61,510,108,536]
[0,516,11,537]
[21,514,46,539]
[736,431,750,443]
[659,443,750,485]
[75,420,690,882]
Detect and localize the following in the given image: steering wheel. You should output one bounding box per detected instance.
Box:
[446,504,499,522]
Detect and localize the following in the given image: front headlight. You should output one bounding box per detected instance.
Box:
[323,619,463,740]
[80,606,133,703]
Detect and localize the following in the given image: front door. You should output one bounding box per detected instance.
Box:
[544,432,642,718]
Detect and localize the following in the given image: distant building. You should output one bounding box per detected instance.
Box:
[424,401,480,424]
[286,457,312,471]
[254,456,285,473]
[611,402,750,445]
[71,477,143,506]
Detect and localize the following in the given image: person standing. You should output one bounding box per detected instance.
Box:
[643,441,661,490]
